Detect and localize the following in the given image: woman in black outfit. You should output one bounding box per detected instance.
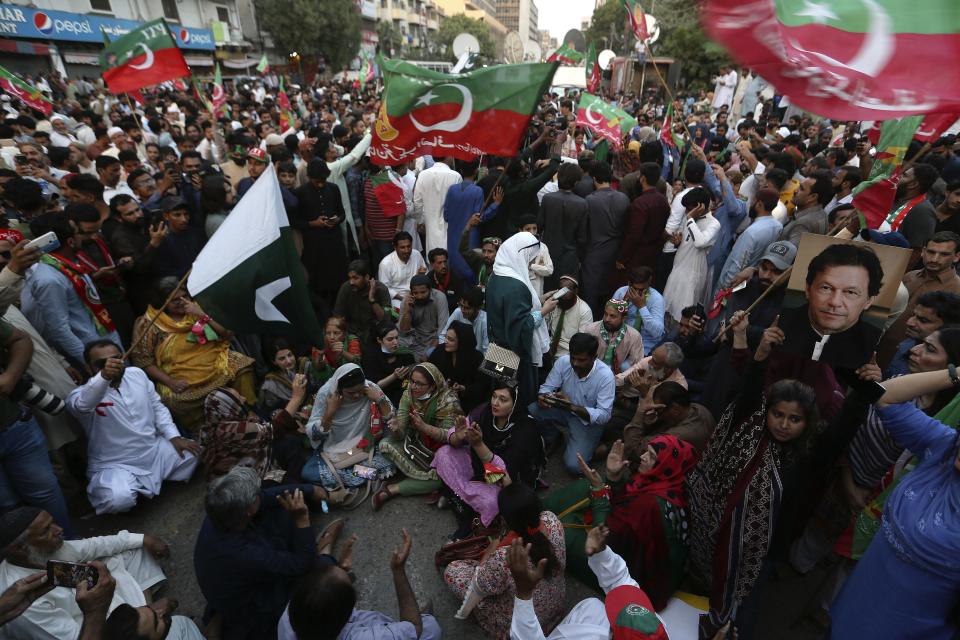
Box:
[428,320,486,413]
[360,322,415,406]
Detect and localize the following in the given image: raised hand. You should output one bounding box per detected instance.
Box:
[507,539,547,600]
[390,528,412,570]
[576,453,603,488]
[605,439,626,480]
[755,315,784,361]
[856,352,882,383]
[585,524,610,557]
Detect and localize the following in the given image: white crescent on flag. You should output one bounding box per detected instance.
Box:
[410,84,474,133]
[128,42,155,70]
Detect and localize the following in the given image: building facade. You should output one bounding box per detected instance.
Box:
[495,0,537,45]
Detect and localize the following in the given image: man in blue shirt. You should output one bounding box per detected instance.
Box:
[612,266,665,356]
[715,187,784,295]
[528,332,615,475]
[443,158,501,281]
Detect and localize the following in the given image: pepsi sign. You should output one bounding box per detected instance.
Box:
[0,4,214,50]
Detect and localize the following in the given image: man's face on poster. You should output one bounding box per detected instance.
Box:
[804,265,876,335]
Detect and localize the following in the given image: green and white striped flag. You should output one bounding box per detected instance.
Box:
[187,169,323,344]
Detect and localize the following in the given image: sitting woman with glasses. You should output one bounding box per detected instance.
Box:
[374,363,463,510]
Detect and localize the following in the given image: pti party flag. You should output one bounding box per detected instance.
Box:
[277,77,295,129]
[851,115,924,229]
[256,54,269,75]
[0,66,52,116]
[99,19,190,95]
[575,93,637,150]
[913,113,960,143]
[211,63,227,114]
[370,168,407,217]
[546,44,583,65]
[702,0,960,120]
[359,54,377,90]
[659,103,683,148]
[187,168,323,344]
[585,43,601,93]
[369,57,558,165]
[625,0,650,43]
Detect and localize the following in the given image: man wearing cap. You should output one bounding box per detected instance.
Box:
[460,215,500,290]
[264,133,286,156]
[98,126,128,160]
[715,186,784,293]
[508,524,676,640]
[584,299,644,378]
[49,116,77,148]
[398,274,449,361]
[150,196,205,280]
[236,147,270,199]
[219,143,249,189]
[0,505,174,640]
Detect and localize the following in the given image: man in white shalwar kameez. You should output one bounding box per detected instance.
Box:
[0,506,202,640]
[413,157,461,253]
[711,66,738,114]
[66,341,199,515]
[378,232,427,309]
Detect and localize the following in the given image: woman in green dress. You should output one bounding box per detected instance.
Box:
[374,362,463,509]
[543,436,697,610]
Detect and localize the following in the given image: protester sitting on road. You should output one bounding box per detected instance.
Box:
[361,322,416,407]
[0,506,173,640]
[66,339,200,514]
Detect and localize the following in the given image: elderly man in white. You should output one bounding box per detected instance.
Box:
[66,339,200,515]
[0,506,204,640]
[413,155,461,253]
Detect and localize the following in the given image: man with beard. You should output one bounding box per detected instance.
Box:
[879,163,938,252]
[122,121,150,162]
[333,259,389,343]
[398,275,448,362]
[877,231,960,366]
[779,170,832,247]
[934,180,960,235]
[126,167,174,220]
[104,599,204,639]
[105,195,168,314]
[149,197,206,280]
[584,299,644,378]
[825,165,861,215]
[377,231,426,307]
[884,290,960,377]
[459,216,499,289]
[438,285,488,353]
[0,506,181,640]
[541,275,594,363]
[219,143,249,189]
[715,186,783,293]
[623,380,715,456]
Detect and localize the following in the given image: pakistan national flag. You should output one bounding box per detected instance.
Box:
[575,92,637,150]
[187,169,323,344]
[100,19,190,94]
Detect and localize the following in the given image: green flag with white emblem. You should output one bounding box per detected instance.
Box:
[186,169,323,344]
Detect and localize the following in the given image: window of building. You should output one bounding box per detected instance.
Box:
[89,0,111,11]
[216,6,230,22]
[161,0,180,21]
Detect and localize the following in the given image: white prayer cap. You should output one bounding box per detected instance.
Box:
[107,126,124,138]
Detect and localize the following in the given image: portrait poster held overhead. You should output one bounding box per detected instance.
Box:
[777,233,910,371]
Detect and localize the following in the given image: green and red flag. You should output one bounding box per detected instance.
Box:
[546,44,583,65]
[624,0,650,43]
[256,54,269,75]
[702,0,960,119]
[211,63,227,114]
[659,103,683,148]
[370,168,407,216]
[369,56,558,165]
[0,66,52,116]
[585,43,600,93]
[99,19,190,95]
[359,54,376,90]
[575,92,637,150]
[277,77,295,129]
[851,115,924,229]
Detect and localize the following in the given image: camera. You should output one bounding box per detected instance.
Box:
[551,116,568,130]
[10,375,66,415]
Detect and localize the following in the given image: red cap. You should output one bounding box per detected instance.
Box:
[247,147,268,163]
[605,585,668,640]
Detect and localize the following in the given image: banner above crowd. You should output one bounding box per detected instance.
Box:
[575,92,637,150]
[701,0,960,119]
[370,57,558,165]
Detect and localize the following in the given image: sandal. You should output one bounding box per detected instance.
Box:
[372,486,394,511]
[316,518,345,553]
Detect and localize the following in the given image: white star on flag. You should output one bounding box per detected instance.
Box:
[415,90,437,107]
[796,0,839,24]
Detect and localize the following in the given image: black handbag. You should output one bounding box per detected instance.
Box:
[479,343,520,383]
[402,431,434,472]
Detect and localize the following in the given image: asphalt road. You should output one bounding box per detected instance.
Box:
[74,455,829,639]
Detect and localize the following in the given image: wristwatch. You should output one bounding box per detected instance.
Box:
[948,364,960,388]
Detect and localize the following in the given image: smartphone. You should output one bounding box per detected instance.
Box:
[552,287,570,301]
[14,155,27,166]
[24,231,60,254]
[694,303,706,322]
[163,161,176,173]
[47,560,97,589]
[353,464,378,480]
[731,280,748,293]
[836,368,887,403]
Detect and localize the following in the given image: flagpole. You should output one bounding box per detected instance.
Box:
[123,94,144,131]
[120,268,192,361]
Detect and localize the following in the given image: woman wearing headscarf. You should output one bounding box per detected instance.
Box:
[484,231,550,407]
[543,436,696,607]
[201,373,309,482]
[301,316,362,389]
[687,311,821,638]
[433,382,545,539]
[361,322,415,406]
[374,362,463,510]
[300,363,397,494]
[830,369,960,639]
[428,320,485,413]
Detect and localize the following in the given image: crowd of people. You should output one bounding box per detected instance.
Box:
[0,64,954,640]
